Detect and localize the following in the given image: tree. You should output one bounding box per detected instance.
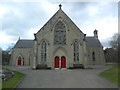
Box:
[2,50,11,65]
[2,44,14,65]
[104,48,118,63]
[109,33,120,50]
[104,33,119,63]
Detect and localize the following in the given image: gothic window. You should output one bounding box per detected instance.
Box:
[54,21,66,44]
[73,41,79,63]
[92,52,95,61]
[41,41,47,64]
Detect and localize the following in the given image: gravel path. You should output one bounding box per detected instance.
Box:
[3,65,118,88]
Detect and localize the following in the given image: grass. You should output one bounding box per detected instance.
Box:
[99,64,119,87]
[1,68,25,89]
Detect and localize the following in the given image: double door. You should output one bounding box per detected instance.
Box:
[54,56,66,68]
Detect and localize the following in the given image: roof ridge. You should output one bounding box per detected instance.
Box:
[36,6,84,34]
[36,9,60,34]
[86,36,94,38]
[60,9,83,34]
[19,39,33,40]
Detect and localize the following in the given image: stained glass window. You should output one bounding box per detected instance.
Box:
[54,21,66,44]
[41,41,47,64]
[73,41,79,63]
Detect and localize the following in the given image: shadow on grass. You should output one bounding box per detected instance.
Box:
[2,68,25,89]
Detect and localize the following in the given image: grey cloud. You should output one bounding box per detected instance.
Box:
[1,2,50,38]
[0,2,118,49]
[101,40,111,48]
[61,2,117,26]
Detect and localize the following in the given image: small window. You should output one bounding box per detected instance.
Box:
[74,53,76,62]
[92,52,95,61]
[77,53,79,62]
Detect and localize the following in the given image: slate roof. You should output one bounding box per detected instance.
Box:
[14,40,33,48]
[86,37,102,47]
[14,38,102,48]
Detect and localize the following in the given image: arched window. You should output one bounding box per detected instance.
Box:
[92,52,95,61]
[41,41,47,64]
[73,41,79,62]
[54,21,66,45]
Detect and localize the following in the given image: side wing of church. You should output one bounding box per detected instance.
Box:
[10,5,106,69]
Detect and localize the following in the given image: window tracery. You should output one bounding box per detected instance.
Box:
[73,41,79,62]
[41,41,47,64]
[54,21,66,44]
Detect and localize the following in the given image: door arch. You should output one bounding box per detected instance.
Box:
[17,54,24,66]
[54,56,59,68]
[18,56,22,66]
[61,56,66,68]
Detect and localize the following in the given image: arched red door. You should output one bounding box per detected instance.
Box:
[54,56,59,68]
[18,59,21,65]
[61,56,66,68]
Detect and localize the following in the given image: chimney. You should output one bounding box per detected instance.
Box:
[94,29,98,38]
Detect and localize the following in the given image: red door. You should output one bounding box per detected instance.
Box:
[54,56,59,68]
[61,56,66,68]
[18,59,21,65]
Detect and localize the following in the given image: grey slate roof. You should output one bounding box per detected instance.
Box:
[15,40,33,48]
[86,37,102,47]
[14,37,101,48]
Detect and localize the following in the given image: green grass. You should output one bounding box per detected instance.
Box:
[99,64,119,87]
[2,68,25,89]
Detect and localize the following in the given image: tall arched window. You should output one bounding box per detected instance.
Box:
[41,41,47,64]
[54,21,66,45]
[73,41,79,62]
[92,52,95,61]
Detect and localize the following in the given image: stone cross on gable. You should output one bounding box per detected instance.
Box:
[59,4,62,9]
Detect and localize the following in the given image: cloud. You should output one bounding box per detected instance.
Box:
[0,1,118,50]
[0,31,16,50]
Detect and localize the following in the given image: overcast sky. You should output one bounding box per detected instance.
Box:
[0,0,118,50]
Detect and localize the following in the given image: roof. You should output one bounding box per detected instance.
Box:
[14,40,33,48]
[14,37,102,48]
[36,5,84,35]
[86,37,102,47]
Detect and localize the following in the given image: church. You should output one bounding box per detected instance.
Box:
[10,5,106,69]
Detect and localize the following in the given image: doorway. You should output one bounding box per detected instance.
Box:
[54,56,66,69]
[18,59,21,65]
[54,56,59,68]
[61,56,66,68]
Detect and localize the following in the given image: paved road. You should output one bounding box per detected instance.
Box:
[3,65,118,88]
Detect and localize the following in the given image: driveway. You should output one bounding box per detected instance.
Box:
[3,65,118,88]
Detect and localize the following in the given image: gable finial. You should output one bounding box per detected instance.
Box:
[19,36,20,40]
[59,4,62,9]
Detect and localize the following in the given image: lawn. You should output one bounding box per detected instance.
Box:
[1,67,25,89]
[99,64,119,87]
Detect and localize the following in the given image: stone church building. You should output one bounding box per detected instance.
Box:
[10,5,106,69]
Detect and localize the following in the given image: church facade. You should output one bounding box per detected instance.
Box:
[10,5,106,69]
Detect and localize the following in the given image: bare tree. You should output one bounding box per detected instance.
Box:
[109,33,120,50]
[104,33,119,63]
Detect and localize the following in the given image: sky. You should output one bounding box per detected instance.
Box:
[0,0,118,50]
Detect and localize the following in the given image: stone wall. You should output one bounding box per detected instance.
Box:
[10,48,33,66]
[87,47,106,65]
